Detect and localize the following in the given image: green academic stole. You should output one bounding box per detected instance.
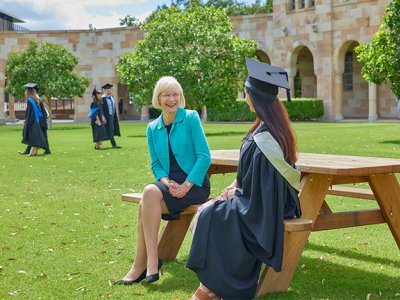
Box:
[254,131,301,191]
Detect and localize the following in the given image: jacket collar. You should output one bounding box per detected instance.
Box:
[156,107,185,129]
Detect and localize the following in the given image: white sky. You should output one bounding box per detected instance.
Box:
[1,0,259,31]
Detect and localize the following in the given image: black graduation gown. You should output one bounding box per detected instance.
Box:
[102,96,121,137]
[90,101,109,142]
[186,124,301,300]
[22,101,48,149]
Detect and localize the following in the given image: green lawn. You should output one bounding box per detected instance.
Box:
[0,121,399,299]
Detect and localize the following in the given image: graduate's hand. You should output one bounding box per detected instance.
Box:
[220,186,236,200]
[102,116,107,124]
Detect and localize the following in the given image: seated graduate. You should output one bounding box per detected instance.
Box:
[186,58,302,300]
[21,83,50,156]
[115,76,211,285]
[89,87,109,150]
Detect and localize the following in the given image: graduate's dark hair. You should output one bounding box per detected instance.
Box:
[93,93,103,104]
[245,88,298,164]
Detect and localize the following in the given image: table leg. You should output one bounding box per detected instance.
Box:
[256,173,332,296]
[158,214,194,260]
[368,173,400,249]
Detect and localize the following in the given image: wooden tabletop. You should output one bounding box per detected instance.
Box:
[210,150,400,175]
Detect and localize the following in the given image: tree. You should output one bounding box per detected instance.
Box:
[119,14,140,27]
[117,5,256,111]
[131,1,272,28]
[355,0,400,97]
[5,40,89,126]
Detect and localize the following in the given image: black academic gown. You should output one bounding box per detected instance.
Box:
[22,101,48,149]
[102,96,121,137]
[186,124,301,300]
[90,101,109,142]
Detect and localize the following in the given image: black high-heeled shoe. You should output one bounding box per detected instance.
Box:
[114,269,147,285]
[145,259,163,284]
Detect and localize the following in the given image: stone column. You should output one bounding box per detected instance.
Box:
[8,95,17,123]
[0,88,6,125]
[201,106,207,122]
[334,72,344,121]
[141,104,149,121]
[368,83,378,122]
[289,76,295,99]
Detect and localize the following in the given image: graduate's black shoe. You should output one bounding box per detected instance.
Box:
[18,151,29,155]
[114,269,147,285]
[112,145,122,149]
[144,259,163,284]
[44,150,51,154]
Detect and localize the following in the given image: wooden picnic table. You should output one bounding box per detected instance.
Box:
[209,150,400,296]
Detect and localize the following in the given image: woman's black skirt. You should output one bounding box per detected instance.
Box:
[153,171,210,221]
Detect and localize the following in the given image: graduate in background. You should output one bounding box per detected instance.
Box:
[101,83,121,149]
[89,87,109,150]
[186,58,302,300]
[21,83,50,156]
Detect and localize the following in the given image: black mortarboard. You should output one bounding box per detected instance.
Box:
[24,83,38,91]
[245,57,291,101]
[92,87,102,97]
[101,83,113,90]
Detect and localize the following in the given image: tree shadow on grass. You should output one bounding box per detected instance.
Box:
[380,140,400,145]
[146,248,400,299]
[142,260,199,295]
[306,242,400,268]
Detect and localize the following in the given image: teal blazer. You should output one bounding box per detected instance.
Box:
[146,108,211,187]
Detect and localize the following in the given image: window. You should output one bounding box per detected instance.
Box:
[289,0,296,10]
[310,0,315,6]
[300,0,305,9]
[343,51,353,92]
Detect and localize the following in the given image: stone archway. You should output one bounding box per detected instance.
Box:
[256,49,271,64]
[290,46,317,98]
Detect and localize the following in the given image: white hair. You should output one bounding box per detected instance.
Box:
[151,76,186,109]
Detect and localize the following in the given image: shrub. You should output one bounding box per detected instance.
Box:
[207,98,323,121]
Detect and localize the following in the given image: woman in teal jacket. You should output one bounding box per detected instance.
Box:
[115,76,211,285]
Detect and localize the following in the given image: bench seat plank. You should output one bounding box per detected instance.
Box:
[121,193,313,232]
[327,186,375,200]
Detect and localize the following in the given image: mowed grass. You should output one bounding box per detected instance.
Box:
[0,121,399,300]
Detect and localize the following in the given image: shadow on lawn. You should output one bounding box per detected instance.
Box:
[143,260,199,295]
[141,256,399,300]
[266,255,400,300]
[306,242,400,269]
[380,140,400,145]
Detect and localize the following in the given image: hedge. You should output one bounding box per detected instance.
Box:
[149,98,324,121]
[207,98,324,121]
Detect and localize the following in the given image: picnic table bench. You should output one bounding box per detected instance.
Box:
[121,193,313,260]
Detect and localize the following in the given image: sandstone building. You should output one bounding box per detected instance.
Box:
[0,0,397,125]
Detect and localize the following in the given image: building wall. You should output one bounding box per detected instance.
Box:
[0,0,398,123]
[230,0,396,120]
[0,27,143,123]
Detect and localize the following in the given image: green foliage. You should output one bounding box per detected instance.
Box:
[143,0,272,24]
[283,98,324,121]
[207,98,324,121]
[119,14,140,27]
[171,0,272,15]
[355,0,400,97]
[5,40,89,116]
[117,5,256,110]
